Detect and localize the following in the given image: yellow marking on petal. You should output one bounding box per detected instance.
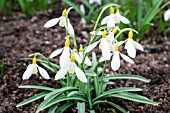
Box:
[70,54,75,62]
[99,44,102,49]
[79,46,83,52]
[110,7,114,14]
[62,9,67,17]
[128,30,133,39]
[116,8,120,13]
[102,30,107,38]
[115,44,119,51]
[69,69,74,74]
[65,38,70,47]
[59,23,64,27]
[32,69,38,74]
[32,57,37,64]
[112,27,118,34]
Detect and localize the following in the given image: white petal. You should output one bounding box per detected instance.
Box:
[68,63,75,74]
[37,65,50,79]
[90,31,103,35]
[133,41,144,51]
[44,18,60,28]
[22,64,34,80]
[164,9,170,21]
[111,51,120,71]
[126,39,136,58]
[85,56,92,66]
[84,40,100,53]
[120,53,134,64]
[101,16,110,25]
[74,63,87,83]
[55,68,68,80]
[97,0,101,5]
[67,22,75,36]
[49,48,63,58]
[60,47,70,68]
[73,52,82,63]
[80,4,85,14]
[118,40,126,46]
[107,16,115,27]
[79,52,83,59]
[119,16,130,24]
[101,39,111,60]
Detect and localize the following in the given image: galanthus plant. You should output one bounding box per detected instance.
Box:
[16,4,157,113]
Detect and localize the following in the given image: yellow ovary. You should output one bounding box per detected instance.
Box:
[102,30,107,38]
[70,54,75,62]
[32,57,37,64]
[65,38,70,47]
[128,30,133,39]
[116,9,120,13]
[112,27,118,34]
[79,46,83,52]
[115,44,119,51]
[110,7,114,14]
[62,9,67,17]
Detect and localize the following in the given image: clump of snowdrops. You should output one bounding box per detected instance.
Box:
[16,3,157,113]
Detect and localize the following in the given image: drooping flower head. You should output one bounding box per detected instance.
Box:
[55,54,87,83]
[164,9,170,21]
[23,56,50,80]
[89,0,101,5]
[85,30,111,61]
[111,44,134,71]
[44,8,75,36]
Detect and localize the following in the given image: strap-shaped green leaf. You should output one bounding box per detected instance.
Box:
[103,74,150,83]
[19,85,56,91]
[16,91,48,107]
[48,103,59,113]
[55,102,74,113]
[77,102,85,113]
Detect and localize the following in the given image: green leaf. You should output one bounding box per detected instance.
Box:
[67,91,85,97]
[93,100,128,113]
[40,62,55,73]
[85,70,97,76]
[90,110,95,113]
[103,74,150,83]
[56,102,74,113]
[48,104,59,113]
[39,95,87,112]
[109,93,158,106]
[93,87,142,102]
[16,91,48,107]
[77,102,85,113]
[19,85,56,91]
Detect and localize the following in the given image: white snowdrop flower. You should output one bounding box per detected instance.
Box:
[85,30,111,61]
[55,54,87,83]
[79,46,92,66]
[111,44,134,71]
[101,7,130,27]
[164,8,170,21]
[89,0,101,5]
[123,30,144,58]
[22,57,50,80]
[80,4,86,24]
[50,38,71,68]
[44,8,75,36]
[106,26,119,42]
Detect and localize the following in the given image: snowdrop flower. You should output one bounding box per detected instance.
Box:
[80,4,86,24]
[101,7,130,27]
[106,26,119,42]
[44,8,75,36]
[50,38,71,67]
[124,30,144,58]
[164,9,170,21]
[79,46,92,66]
[85,30,111,60]
[22,57,50,80]
[55,54,87,83]
[89,0,101,5]
[111,44,134,71]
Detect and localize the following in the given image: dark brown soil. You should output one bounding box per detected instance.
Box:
[0,3,170,113]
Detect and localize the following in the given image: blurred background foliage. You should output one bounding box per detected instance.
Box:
[0,0,169,40]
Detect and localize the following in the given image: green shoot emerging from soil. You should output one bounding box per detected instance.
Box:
[16,3,158,113]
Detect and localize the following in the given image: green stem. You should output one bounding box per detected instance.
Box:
[67,73,69,87]
[87,77,93,110]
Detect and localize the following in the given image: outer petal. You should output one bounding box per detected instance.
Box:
[80,4,85,14]
[44,18,60,28]
[60,47,70,68]
[84,40,100,53]
[133,40,144,51]
[89,0,94,4]
[164,9,170,21]
[22,64,34,80]
[79,52,83,59]
[106,33,114,42]
[55,68,68,80]
[37,65,50,79]
[85,57,92,66]
[90,31,103,35]
[111,51,120,71]
[67,22,75,36]
[101,16,110,25]
[101,39,111,60]
[119,16,130,24]
[118,40,126,46]
[73,52,82,63]
[107,16,115,27]
[74,63,87,83]
[97,0,101,5]
[49,48,63,58]
[120,53,134,64]
[126,39,136,58]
